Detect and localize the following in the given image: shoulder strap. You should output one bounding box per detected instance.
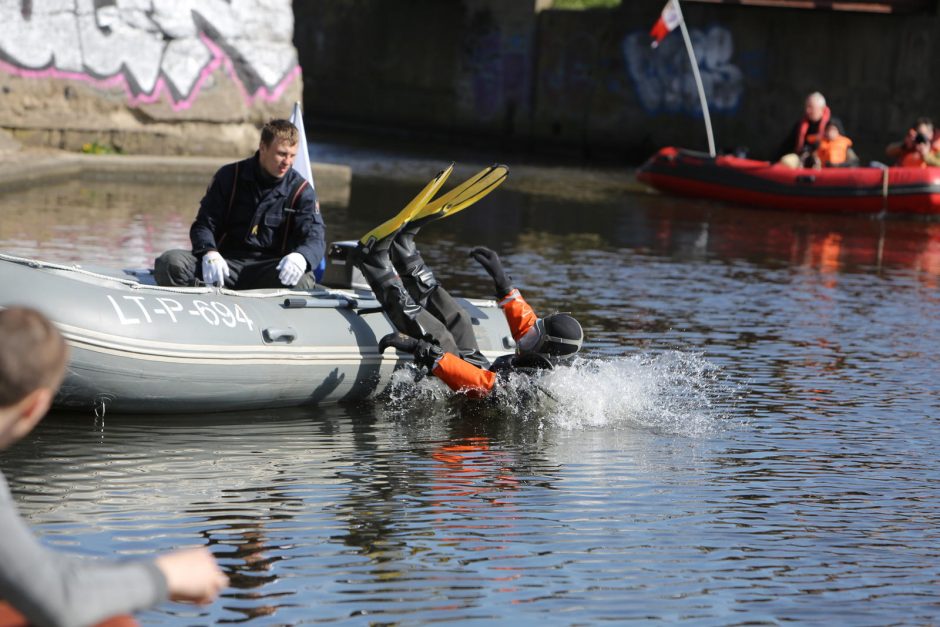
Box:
[290,178,309,208]
[281,177,309,254]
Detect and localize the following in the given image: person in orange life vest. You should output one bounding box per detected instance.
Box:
[377,246,584,399]
[813,118,859,168]
[885,117,940,168]
[775,91,832,168]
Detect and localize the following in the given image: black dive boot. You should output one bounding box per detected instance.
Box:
[391,219,489,369]
[353,232,460,356]
[389,217,441,307]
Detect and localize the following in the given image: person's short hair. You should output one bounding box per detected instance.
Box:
[260,119,299,148]
[914,116,934,131]
[806,91,826,107]
[0,308,69,407]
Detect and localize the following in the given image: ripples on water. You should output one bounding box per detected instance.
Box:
[1,169,940,624]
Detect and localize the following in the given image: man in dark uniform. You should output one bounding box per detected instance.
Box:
[155,119,325,290]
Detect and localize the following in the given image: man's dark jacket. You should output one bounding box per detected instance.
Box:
[190,153,325,271]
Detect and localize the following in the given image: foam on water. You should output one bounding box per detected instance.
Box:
[533,352,743,436]
[382,351,743,438]
[384,366,453,404]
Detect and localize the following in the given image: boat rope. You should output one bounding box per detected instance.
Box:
[881,166,889,215]
[0,252,355,301]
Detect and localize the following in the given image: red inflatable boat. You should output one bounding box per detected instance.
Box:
[637,147,940,215]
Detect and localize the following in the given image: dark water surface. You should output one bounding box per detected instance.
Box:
[1,167,939,625]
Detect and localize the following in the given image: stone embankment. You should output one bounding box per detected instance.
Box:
[0,129,352,205]
[0,128,646,205]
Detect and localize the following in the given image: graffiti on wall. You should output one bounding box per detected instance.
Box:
[461,16,530,125]
[0,0,299,110]
[622,25,743,115]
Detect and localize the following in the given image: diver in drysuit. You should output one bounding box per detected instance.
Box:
[352,164,584,399]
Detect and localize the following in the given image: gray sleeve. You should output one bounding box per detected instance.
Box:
[0,474,169,627]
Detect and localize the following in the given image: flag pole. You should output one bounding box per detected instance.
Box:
[289,101,327,281]
[672,0,716,157]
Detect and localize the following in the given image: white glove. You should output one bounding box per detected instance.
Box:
[201,251,230,287]
[277,252,307,286]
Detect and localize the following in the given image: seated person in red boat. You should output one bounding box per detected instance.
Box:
[352,199,584,399]
[885,117,940,168]
[154,119,325,290]
[812,118,859,168]
[775,91,832,168]
[0,308,228,627]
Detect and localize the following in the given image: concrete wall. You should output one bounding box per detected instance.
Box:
[0,0,303,156]
[294,0,546,143]
[2,1,936,163]
[296,0,940,163]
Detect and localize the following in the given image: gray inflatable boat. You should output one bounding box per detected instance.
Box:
[0,248,513,414]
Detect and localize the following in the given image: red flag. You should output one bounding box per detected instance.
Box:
[650,0,681,48]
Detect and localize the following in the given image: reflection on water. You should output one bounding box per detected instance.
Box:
[0,178,198,267]
[1,172,940,623]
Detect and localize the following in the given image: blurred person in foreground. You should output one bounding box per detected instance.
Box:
[0,307,228,627]
[154,119,325,290]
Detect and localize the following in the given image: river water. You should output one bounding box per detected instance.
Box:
[1,163,939,625]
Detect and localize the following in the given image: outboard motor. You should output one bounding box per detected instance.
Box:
[319,241,370,291]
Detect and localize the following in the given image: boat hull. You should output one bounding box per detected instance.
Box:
[637,147,940,215]
[0,255,513,414]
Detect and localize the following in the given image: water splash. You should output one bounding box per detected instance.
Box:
[536,352,743,437]
[381,366,455,419]
[381,352,743,438]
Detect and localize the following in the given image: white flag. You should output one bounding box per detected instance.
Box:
[289,101,315,190]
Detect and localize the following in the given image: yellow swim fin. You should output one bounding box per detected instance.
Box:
[359,162,454,247]
[439,164,508,219]
[411,164,509,223]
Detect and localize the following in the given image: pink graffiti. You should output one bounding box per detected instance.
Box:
[0,33,299,111]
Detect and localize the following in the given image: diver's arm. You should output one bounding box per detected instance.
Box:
[432,353,496,398]
[499,288,538,341]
